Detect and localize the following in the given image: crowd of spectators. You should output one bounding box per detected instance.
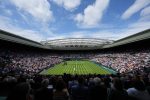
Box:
[0,47,150,100]
[91,50,150,73]
[0,50,62,75]
[0,72,149,100]
[0,49,150,75]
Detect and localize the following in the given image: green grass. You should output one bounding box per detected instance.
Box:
[40,60,115,75]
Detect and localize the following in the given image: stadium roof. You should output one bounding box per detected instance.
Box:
[103,29,150,48]
[0,29,49,49]
[0,29,150,50]
[41,38,113,50]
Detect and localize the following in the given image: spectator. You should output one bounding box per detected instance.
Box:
[89,77,107,100]
[108,78,129,100]
[127,80,150,100]
[53,80,69,100]
[35,79,53,100]
[6,82,33,100]
[71,77,89,100]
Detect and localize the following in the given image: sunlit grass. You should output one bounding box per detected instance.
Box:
[40,60,114,75]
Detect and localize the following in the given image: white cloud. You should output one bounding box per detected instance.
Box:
[0,15,48,42]
[140,6,150,16]
[46,30,116,40]
[68,31,86,38]
[0,0,149,42]
[46,31,84,40]
[130,21,150,29]
[0,14,149,42]
[46,19,150,40]
[122,0,150,20]
[89,31,117,40]
[65,21,150,40]
[74,0,110,28]
[52,0,81,11]
[10,0,53,23]
[3,9,12,16]
[140,6,150,21]
[91,22,150,40]
[109,21,150,40]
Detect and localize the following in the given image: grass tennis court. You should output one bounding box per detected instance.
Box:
[40,60,116,75]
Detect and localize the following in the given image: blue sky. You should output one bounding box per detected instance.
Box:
[0,0,150,42]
